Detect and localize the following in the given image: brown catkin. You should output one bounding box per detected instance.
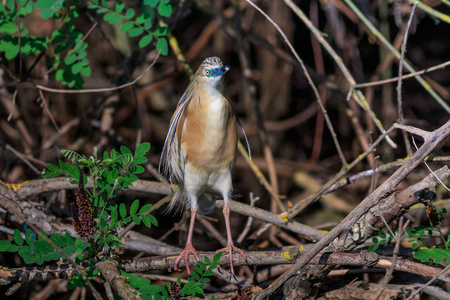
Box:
[73,168,95,239]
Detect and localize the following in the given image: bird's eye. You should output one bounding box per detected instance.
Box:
[205,70,210,76]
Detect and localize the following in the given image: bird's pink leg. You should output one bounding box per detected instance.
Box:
[216,203,247,275]
[174,207,200,274]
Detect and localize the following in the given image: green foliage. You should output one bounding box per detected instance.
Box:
[0,143,157,292]
[0,229,89,265]
[368,230,396,252]
[121,270,169,300]
[1,142,220,298]
[405,225,450,264]
[88,0,171,55]
[179,253,221,299]
[0,0,171,88]
[43,143,154,252]
[121,253,221,300]
[369,208,450,265]
[414,247,450,264]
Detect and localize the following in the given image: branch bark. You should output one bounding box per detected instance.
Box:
[255,120,450,299]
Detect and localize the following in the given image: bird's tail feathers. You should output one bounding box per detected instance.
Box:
[164,188,186,215]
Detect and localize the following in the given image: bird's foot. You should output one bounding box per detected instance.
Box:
[216,243,247,275]
[174,243,200,275]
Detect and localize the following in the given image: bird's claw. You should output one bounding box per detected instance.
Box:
[216,243,247,275]
[174,243,200,275]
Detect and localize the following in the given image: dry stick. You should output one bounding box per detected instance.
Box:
[232,1,283,212]
[243,0,348,168]
[309,0,326,163]
[3,251,450,287]
[397,2,418,157]
[374,217,407,300]
[237,193,259,243]
[255,120,450,300]
[34,51,161,94]
[406,264,450,300]
[342,0,450,114]
[289,126,395,219]
[237,142,280,204]
[3,144,41,175]
[410,0,450,24]
[354,60,450,88]
[41,117,80,150]
[325,156,450,194]
[284,0,396,149]
[38,89,60,132]
[96,260,138,300]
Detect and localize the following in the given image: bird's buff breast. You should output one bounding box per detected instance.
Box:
[178,92,237,171]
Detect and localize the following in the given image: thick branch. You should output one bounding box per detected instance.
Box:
[256,120,450,299]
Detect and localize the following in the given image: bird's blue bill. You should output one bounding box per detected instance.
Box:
[207,65,230,78]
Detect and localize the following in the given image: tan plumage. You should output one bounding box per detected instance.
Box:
[159,57,249,275]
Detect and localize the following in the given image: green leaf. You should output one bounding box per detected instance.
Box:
[64,54,77,65]
[111,208,118,225]
[147,214,158,226]
[193,265,203,275]
[198,261,206,270]
[14,229,24,246]
[190,271,200,281]
[0,23,18,34]
[135,142,150,156]
[103,13,123,24]
[72,62,82,74]
[138,34,153,48]
[80,65,91,77]
[157,2,172,17]
[141,214,152,228]
[115,1,124,13]
[156,37,168,55]
[139,204,153,214]
[132,215,141,225]
[120,22,134,33]
[204,256,211,265]
[132,156,147,164]
[125,8,135,19]
[4,44,19,60]
[119,203,127,218]
[213,252,222,262]
[120,145,132,155]
[129,165,145,174]
[130,199,140,215]
[154,26,169,37]
[144,0,159,7]
[128,27,144,37]
[0,240,15,252]
[46,163,60,171]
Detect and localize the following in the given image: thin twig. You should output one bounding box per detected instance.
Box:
[237,193,259,243]
[255,120,450,299]
[354,60,450,88]
[342,0,450,114]
[244,0,348,167]
[34,52,160,94]
[284,0,397,149]
[38,89,60,132]
[406,264,450,300]
[397,2,417,156]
